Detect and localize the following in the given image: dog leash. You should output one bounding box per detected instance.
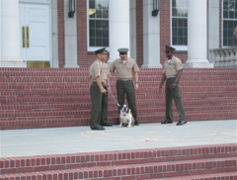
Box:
[108,87,121,107]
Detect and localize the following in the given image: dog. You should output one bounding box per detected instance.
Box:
[119,105,135,128]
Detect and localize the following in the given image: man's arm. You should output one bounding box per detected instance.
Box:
[134,72,138,82]
[133,72,139,89]
[171,69,183,88]
[159,73,167,90]
[174,69,183,83]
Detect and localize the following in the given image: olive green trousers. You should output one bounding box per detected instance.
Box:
[90,82,109,129]
[116,80,138,123]
[165,77,186,121]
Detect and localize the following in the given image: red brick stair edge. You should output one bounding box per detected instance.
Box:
[149,171,237,180]
[1,143,236,175]
[0,157,237,180]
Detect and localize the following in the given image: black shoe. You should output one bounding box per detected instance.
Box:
[135,121,139,126]
[91,126,105,130]
[161,119,173,124]
[101,123,113,127]
[176,120,187,126]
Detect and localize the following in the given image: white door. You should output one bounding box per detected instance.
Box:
[20,4,51,62]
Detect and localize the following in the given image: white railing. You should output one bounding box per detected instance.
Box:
[210,47,237,68]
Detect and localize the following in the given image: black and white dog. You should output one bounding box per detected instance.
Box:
[119,105,135,128]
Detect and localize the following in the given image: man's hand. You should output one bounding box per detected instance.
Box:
[102,82,109,88]
[171,82,177,89]
[134,83,139,90]
[101,88,107,93]
[159,84,163,93]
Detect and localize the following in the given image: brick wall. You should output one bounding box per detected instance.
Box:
[58,0,65,67]
[77,0,95,67]
[58,0,191,68]
[136,0,144,67]
[160,0,187,65]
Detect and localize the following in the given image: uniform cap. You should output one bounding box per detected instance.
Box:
[118,48,129,57]
[95,47,108,54]
[165,46,176,53]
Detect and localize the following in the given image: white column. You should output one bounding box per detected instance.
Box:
[208,0,219,63]
[51,0,59,67]
[142,0,162,68]
[185,0,213,68]
[0,0,2,63]
[0,0,26,67]
[109,0,130,62]
[64,0,79,68]
[130,0,137,60]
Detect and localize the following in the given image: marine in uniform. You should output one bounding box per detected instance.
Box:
[159,46,187,126]
[100,55,113,127]
[89,47,110,130]
[109,48,140,125]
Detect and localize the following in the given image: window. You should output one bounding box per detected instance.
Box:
[171,0,188,49]
[88,0,109,49]
[223,0,237,47]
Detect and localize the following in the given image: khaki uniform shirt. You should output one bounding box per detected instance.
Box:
[163,55,183,78]
[101,63,110,82]
[110,57,140,79]
[89,60,103,80]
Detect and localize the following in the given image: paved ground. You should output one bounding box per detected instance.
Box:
[0,120,236,158]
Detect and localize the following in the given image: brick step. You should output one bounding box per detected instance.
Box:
[1,111,236,129]
[2,75,236,80]
[1,93,237,104]
[0,106,237,119]
[1,100,236,112]
[1,68,236,130]
[2,76,237,84]
[1,94,236,104]
[1,144,236,175]
[0,81,237,93]
[1,105,237,119]
[139,76,237,81]
[0,157,236,180]
[150,172,237,180]
[0,68,236,75]
[0,67,235,72]
[1,86,237,98]
[135,93,237,102]
[0,80,237,92]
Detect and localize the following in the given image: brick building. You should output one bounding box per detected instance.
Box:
[1,1,237,179]
[1,0,236,68]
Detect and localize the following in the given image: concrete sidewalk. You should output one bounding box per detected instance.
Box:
[0,120,236,158]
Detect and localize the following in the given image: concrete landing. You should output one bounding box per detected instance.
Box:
[0,120,236,158]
